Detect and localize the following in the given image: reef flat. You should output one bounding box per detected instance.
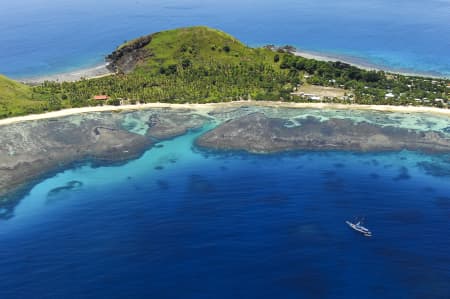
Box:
[1,105,449,205]
[198,108,450,154]
[0,109,207,201]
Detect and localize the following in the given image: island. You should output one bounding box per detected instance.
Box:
[0,26,449,210]
[0,26,448,119]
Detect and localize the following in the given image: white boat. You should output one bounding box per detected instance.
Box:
[346,220,372,237]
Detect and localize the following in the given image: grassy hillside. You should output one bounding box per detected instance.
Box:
[0,75,48,118]
[34,26,293,106]
[137,26,275,71]
[106,26,279,75]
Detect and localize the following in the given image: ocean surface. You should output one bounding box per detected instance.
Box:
[0,0,449,78]
[1,118,450,298]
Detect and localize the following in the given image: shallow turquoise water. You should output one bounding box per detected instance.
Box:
[1,0,449,78]
[0,124,449,298]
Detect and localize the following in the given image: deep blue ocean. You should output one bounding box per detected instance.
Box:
[1,1,450,297]
[0,0,449,78]
[1,126,449,298]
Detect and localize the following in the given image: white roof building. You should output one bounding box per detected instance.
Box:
[309,96,321,101]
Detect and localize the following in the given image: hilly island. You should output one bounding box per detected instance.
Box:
[0,26,450,203]
[0,26,449,119]
[1,24,450,299]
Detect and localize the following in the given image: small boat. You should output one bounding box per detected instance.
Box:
[346,219,372,237]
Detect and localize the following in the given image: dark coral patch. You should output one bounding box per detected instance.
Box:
[47,180,83,203]
[393,167,411,181]
[188,174,216,194]
[417,161,450,177]
[156,180,170,190]
[47,180,83,197]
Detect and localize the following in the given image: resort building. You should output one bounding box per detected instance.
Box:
[385,92,395,99]
[93,95,110,101]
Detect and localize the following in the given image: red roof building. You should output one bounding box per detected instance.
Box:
[93,95,109,100]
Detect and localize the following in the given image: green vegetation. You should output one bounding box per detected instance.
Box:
[0,75,51,118]
[279,55,449,106]
[33,27,297,107]
[0,26,448,119]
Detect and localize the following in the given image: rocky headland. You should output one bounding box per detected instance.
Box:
[106,35,153,74]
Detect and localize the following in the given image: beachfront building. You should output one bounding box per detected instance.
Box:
[93,95,110,101]
[309,96,321,101]
[385,92,395,99]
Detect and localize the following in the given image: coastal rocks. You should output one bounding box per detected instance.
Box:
[106,35,153,73]
[196,113,450,154]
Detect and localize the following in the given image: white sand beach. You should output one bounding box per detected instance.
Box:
[292,50,443,78]
[1,101,449,126]
[19,63,113,84]
[15,49,444,87]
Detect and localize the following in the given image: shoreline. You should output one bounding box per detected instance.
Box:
[19,63,113,85]
[292,50,447,79]
[1,101,449,127]
[14,48,448,85]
